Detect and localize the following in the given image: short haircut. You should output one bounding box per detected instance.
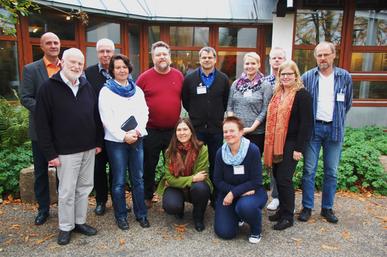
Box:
[243,52,260,63]
[151,41,170,55]
[108,54,133,78]
[269,47,286,59]
[96,38,115,51]
[62,48,84,61]
[223,116,244,131]
[199,46,217,58]
[314,41,336,56]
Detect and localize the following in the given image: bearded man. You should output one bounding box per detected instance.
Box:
[35,48,103,245]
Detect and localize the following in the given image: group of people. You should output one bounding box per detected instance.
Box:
[19,31,352,246]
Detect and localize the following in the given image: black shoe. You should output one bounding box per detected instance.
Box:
[269,212,281,222]
[136,217,150,228]
[194,220,205,232]
[298,208,312,222]
[116,218,129,230]
[57,230,71,245]
[94,202,106,216]
[273,219,293,230]
[35,211,49,225]
[74,224,97,236]
[174,212,184,220]
[321,208,338,223]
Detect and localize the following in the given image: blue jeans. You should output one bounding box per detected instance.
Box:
[214,187,267,239]
[105,139,147,220]
[302,123,343,209]
[31,141,50,213]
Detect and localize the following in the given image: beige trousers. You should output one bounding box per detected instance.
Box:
[57,149,95,231]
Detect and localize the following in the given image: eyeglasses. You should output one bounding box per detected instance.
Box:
[316,53,333,58]
[280,72,295,77]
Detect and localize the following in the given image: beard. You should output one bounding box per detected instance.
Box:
[63,68,82,82]
[318,62,330,70]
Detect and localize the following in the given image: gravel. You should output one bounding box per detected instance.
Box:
[0,191,386,257]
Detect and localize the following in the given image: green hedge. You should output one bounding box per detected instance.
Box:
[0,98,386,196]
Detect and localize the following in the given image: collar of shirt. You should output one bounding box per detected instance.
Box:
[199,67,216,88]
[60,71,80,87]
[98,63,112,80]
[43,56,61,78]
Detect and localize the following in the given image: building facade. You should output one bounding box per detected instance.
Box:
[0,0,386,127]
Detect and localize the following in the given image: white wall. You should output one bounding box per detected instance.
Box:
[346,107,387,128]
[271,14,294,64]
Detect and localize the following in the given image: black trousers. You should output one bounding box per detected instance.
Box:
[162,182,211,221]
[273,140,298,221]
[31,140,50,213]
[93,145,111,204]
[244,133,264,156]
[143,128,173,200]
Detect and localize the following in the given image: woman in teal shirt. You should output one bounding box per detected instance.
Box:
[156,118,213,232]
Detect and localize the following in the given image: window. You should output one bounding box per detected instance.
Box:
[170,51,199,76]
[128,25,141,79]
[28,8,76,40]
[86,20,120,43]
[0,41,19,100]
[295,9,343,46]
[353,81,387,99]
[352,10,386,46]
[170,26,209,47]
[219,27,257,48]
[217,51,247,81]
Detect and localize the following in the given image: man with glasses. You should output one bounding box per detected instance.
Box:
[182,47,230,206]
[298,41,353,224]
[85,38,115,216]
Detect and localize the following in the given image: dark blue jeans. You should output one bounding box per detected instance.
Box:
[105,139,147,220]
[214,187,267,239]
[31,141,50,213]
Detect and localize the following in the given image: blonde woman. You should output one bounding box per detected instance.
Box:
[264,60,313,230]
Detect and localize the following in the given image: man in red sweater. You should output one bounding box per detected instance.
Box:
[136,41,184,208]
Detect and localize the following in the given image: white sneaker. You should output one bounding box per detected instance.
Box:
[267,198,279,211]
[248,234,262,244]
[238,221,245,227]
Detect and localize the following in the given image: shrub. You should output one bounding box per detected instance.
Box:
[263,126,386,195]
[0,99,32,195]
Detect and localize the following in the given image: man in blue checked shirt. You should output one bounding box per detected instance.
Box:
[298,41,353,224]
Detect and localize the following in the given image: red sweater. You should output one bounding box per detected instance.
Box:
[136,68,183,129]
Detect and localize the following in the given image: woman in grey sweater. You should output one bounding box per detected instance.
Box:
[227,52,273,155]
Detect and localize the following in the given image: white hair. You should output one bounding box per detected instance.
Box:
[96,38,115,51]
[269,47,287,59]
[62,48,84,61]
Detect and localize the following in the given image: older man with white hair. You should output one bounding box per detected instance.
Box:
[85,38,115,215]
[35,48,103,245]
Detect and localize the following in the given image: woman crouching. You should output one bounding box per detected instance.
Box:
[156,118,213,231]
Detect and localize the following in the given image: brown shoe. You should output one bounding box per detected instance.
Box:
[145,200,153,209]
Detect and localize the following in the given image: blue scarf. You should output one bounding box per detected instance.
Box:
[105,78,136,97]
[221,137,250,166]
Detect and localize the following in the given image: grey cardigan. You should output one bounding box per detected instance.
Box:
[227,79,273,134]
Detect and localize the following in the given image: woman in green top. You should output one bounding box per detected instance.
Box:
[156,118,213,232]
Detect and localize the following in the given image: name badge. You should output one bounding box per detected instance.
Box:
[243,90,252,97]
[337,93,345,102]
[197,86,207,95]
[233,165,245,175]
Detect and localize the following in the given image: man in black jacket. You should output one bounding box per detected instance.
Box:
[35,48,103,245]
[85,38,114,216]
[182,47,230,186]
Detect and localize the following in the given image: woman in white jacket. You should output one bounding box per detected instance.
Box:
[98,54,149,230]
